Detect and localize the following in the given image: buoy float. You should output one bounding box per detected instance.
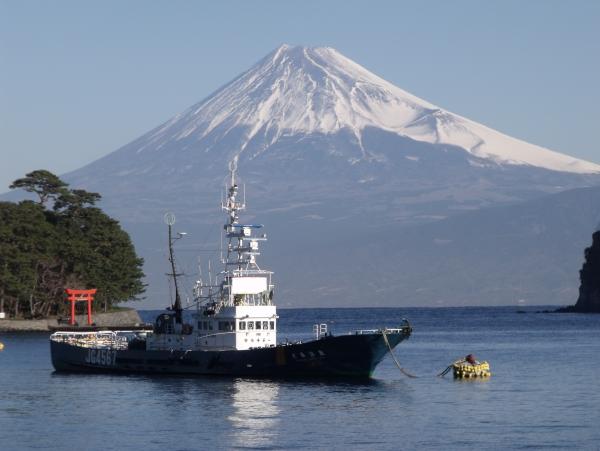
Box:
[0,342,4,351]
[452,360,491,378]
[438,354,491,379]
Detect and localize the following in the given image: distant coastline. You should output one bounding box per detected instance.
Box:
[0,308,142,332]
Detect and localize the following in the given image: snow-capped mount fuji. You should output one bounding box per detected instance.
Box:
[136,44,599,174]
[55,42,600,229]
[63,43,600,230]
[36,44,600,308]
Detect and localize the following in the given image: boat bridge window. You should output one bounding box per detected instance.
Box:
[218,321,235,332]
[238,320,275,330]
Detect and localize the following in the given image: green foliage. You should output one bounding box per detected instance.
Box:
[9,169,69,206]
[53,188,101,212]
[0,171,145,318]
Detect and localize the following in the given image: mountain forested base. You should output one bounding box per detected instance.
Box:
[0,170,145,318]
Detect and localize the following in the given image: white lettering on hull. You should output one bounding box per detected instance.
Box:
[84,348,117,366]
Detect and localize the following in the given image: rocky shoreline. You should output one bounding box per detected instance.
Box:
[557,230,600,314]
[0,309,144,332]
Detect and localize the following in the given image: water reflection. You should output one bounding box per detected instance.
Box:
[227,378,280,449]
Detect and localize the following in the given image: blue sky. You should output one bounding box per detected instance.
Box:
[1,0,599,190]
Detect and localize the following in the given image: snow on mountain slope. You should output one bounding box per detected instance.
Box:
[136,44,599,174]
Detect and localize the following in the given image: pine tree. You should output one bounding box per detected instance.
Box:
[0,171,145,318]
[9,170,69,206]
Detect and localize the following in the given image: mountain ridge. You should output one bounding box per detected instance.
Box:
[126,44,599,174]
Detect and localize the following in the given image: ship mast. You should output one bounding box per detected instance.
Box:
[222,159,248,271]
[164,212,184,324]
[218,158,272,307]
[193,158,274,309]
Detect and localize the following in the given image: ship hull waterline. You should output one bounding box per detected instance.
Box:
[50,331,410,379]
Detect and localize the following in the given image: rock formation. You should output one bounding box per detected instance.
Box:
[559,231,600,313]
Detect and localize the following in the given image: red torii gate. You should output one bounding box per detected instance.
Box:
[65,289,97,326]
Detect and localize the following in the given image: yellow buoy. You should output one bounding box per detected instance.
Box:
[453,361,491,378]
[0,342,4,351]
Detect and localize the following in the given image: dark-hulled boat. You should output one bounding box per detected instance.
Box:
[50,163,411,378]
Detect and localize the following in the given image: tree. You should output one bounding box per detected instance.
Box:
[53,188,101,213]
[56,206,145,310]
[9,169,69,206]
[0,201,57,317]
[0,171,145,318]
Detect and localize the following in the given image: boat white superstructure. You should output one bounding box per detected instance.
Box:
[147,162,277,351]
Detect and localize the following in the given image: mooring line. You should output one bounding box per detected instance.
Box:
[437,364,454,377]
[381,330,417,378]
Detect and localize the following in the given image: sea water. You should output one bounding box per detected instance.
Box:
[0,307,599,450]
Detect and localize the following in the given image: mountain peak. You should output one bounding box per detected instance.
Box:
[139,45,600,174]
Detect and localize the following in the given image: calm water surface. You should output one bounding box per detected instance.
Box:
[1,307,599,450]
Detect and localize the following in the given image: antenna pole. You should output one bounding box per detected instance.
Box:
[220,227,223,264]
[166,219,182,325]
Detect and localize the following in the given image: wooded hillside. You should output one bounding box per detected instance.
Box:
[0,170,145,318]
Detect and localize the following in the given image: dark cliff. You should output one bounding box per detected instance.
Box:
[559,231,600,313]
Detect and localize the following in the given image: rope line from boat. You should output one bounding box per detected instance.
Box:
[381,329,417,378]
[438,357,482,377]
[437,364,454,377]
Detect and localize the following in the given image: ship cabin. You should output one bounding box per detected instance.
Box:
[196,304,277,351]
[146,273,276,352]
[195,272,276,351]
[144,272,275,352]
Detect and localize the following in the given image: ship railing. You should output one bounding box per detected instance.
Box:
[195,330,237,347]
[353,327,409,335]
[353,319,411,335]
[50,331,130,350]
[229,269,273,276]
[196,330,235,339]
